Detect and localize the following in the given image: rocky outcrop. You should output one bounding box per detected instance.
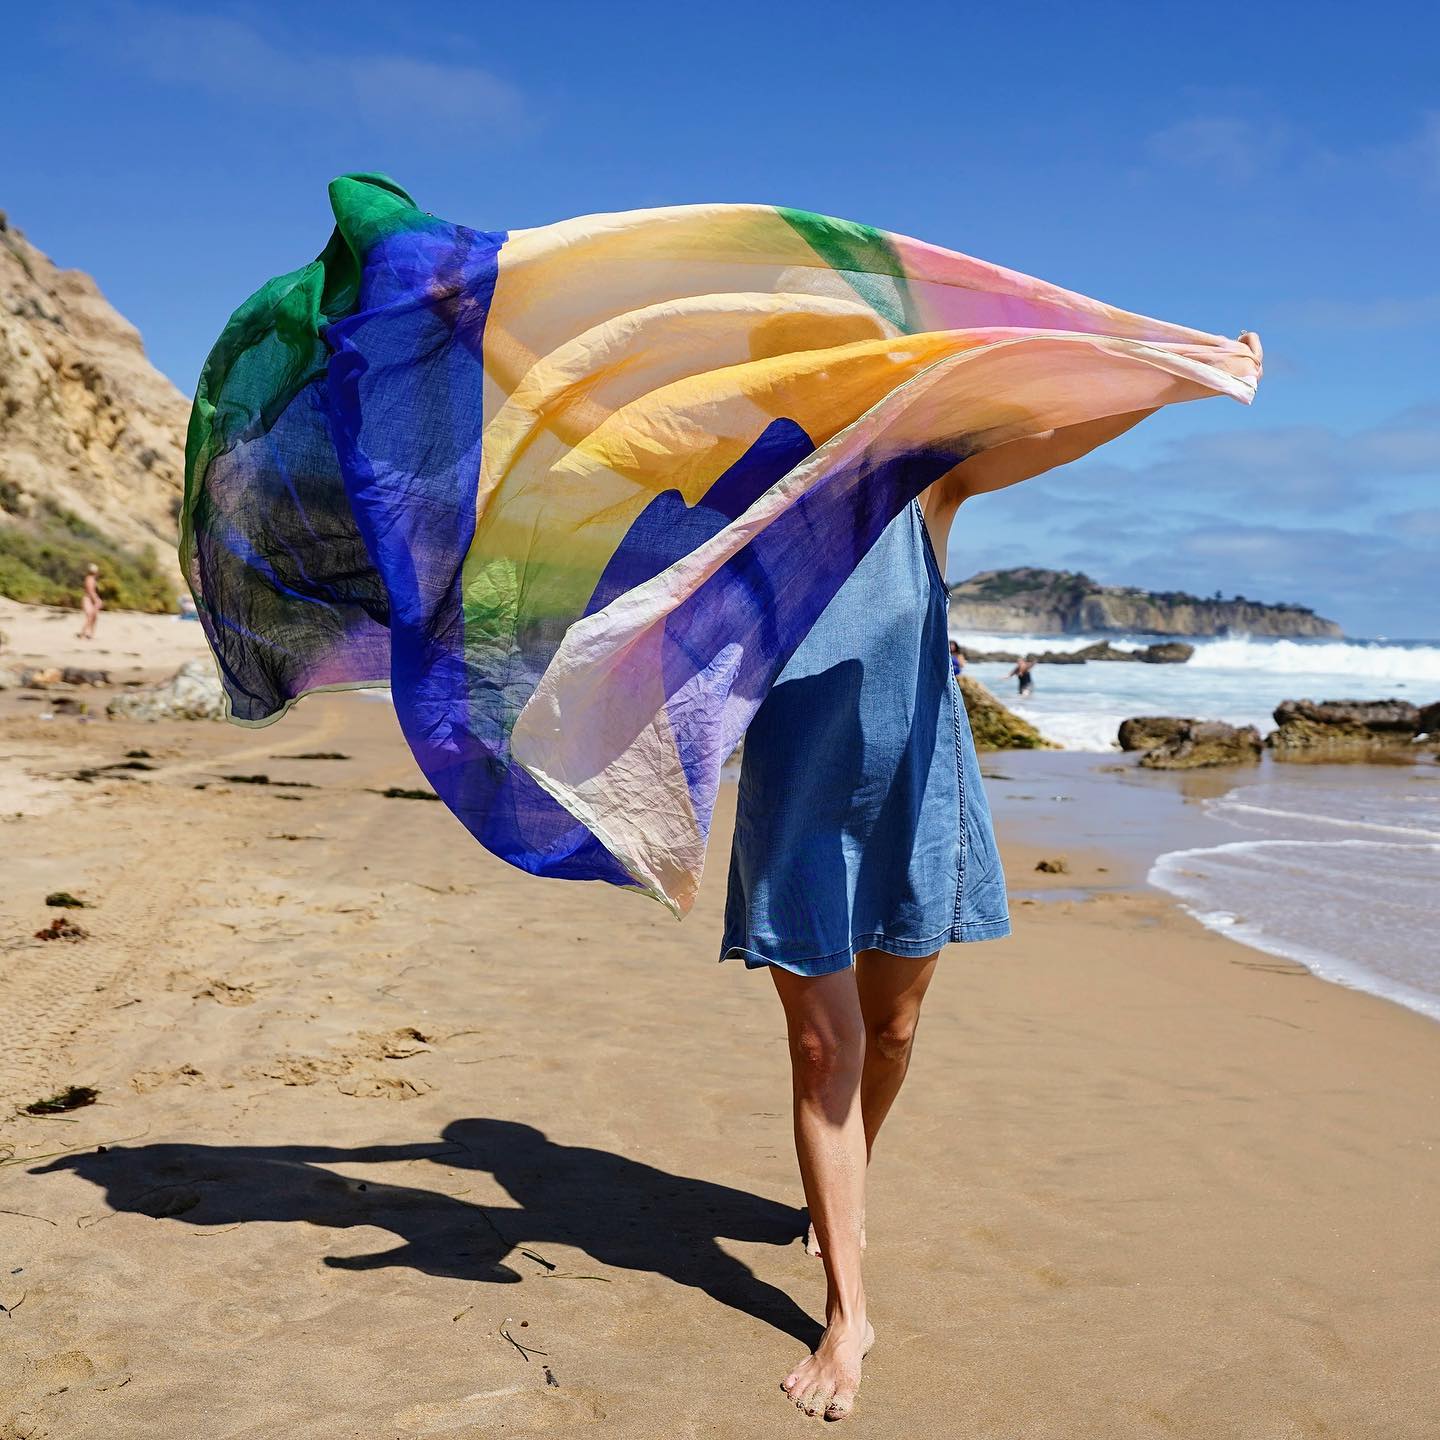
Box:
[1138,720,1263,769]
[957,646,1031,664]
[0,211,187,602]
[1268,699,1439,761]
[957,640,1194,666]
[106,660,224,721]
[1118,716,1195,751]
[948,568,1340,638]
[1066,640,1195,664]
[1134,641,1195,664]
[957,675,1057,751]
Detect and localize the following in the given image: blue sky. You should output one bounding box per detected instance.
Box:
[4,1,1437,635]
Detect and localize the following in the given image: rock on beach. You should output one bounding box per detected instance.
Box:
[1268,698,1440,761]
[1138,720,1263,769]
[958,676,1057,751]
[106,659,226,721]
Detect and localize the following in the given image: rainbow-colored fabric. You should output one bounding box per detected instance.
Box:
[182,174,1256,914]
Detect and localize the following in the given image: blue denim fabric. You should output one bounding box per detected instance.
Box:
[722,500,1010,975]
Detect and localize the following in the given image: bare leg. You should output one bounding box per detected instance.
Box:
[805,949,939,1256]
[771,965,873,1421]
[856,948,939,1159]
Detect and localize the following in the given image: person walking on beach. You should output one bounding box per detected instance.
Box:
[1008,655,1035,697]
[948,639,965,678]
[725,331,1262,1421]
[77,563,102,640]
[177,177,1264,1424]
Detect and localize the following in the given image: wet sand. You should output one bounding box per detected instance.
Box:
[2,683,1438,1438]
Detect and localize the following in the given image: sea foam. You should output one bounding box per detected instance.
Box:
[1148,769,1440,1021]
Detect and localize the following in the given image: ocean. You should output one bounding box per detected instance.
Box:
[959,633,1440,1021]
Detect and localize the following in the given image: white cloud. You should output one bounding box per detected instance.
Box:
[72,7,527,133]
[1144,107,1440,196]
[948,403,1440,635]
[1268,293,1440,332]
[1384,506,1440,537]
[1023,404,1440,513]
[1144,116,1294,182]
[1390,109,1440,190]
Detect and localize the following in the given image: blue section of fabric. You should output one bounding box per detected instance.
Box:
[287,221,983,904]
[324,221,635,887]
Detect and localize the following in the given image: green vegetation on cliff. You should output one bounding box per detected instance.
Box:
[0,495,173,611]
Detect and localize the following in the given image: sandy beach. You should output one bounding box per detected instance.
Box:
[0,598,212,685]
[3,671,1439,1438]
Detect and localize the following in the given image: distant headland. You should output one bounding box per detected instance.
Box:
[948,568,1342,639]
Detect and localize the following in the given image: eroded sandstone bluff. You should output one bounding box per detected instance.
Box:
[949,568,1341,638]
[0,209,188,606]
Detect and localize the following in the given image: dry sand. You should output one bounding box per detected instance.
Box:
[0,597,210,684]
[1,668,1438,1437]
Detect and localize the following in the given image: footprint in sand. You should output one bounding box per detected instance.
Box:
[130,1062,203,1093]
[191,978,256,1006]
[243,1055,348,1087]
[336,1074,434,1101]
[187,1300,287,1347]
[355,1026,432,1060]
[19,1346,129,1394]
[393,1385,604,1435]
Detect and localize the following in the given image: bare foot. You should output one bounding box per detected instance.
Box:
[781,1317,874,1421]
[802,1209,865,1258]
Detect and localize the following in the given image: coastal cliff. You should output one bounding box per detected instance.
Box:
[0,209,187,609]
[949,568,1341,638]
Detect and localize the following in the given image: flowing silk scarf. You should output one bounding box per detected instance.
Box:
[182,174,1257,913]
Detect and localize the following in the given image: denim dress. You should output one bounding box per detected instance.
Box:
[721,500,1010,975]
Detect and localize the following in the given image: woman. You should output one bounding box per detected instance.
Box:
[725,336,1262,1421]
[77,562,102,640]
[182,178,1263,1423]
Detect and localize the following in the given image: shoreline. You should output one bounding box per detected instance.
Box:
[981,747,1440,1024]
[3,689,1438,1436]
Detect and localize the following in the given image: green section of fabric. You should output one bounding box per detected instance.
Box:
[776,207,919,333]
[179,173,422,577]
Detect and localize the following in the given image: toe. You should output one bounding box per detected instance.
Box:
[825,1388,856,1421]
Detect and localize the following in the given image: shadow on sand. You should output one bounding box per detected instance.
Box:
[35,1116,819,1346]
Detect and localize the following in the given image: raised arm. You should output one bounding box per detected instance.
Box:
[923,332,1263,543]
[945,408,1159,507]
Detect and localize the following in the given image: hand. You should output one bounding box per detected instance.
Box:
[1238,330,1263,379]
